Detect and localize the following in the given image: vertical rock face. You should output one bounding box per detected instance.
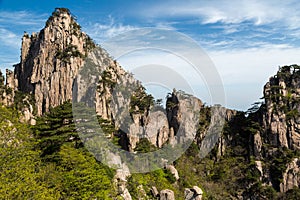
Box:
[0,70,15,106]
[249,65,300,194]
[88,61,203,151]
[166,91,202,144]
[253,131,263,158]
[280,158,300,193]
[14,8,94,115]
[262,65,300,150]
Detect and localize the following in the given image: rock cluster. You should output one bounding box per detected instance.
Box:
[280,158,300,192]
[262,65,300,150]
[252,65,300,192]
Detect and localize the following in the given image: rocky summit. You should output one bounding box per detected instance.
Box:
[0,8,300,200]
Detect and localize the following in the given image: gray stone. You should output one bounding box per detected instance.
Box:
[280,158,300,192]
[184,186,203,200]
[165,164,180,181]
[160,189,175,200]
[151,186,159,197]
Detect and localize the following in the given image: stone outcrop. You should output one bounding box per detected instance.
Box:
[160,189,175,200]
[13,8,94,116]
[166,91,202,143]
[184,186,203,200]
[88,68,203,151]
[0,70,15,106]
[253,131,263,158]
[262,65,300,150]
[249,65,300,194]
[280,158,300,193]
[109,153,132,200]
[165,164,180,181]
[151,186,159,198]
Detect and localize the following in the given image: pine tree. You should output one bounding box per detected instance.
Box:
[33,101,79,160]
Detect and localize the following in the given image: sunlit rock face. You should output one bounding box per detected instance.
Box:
[262,66,300,150]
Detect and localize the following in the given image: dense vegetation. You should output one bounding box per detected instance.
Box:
[0,102,115,199]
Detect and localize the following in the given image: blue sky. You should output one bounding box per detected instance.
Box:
[1,0,300,110]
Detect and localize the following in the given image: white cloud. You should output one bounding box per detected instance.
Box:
[138,0,300,28]
[0,10,47,70]
[83,16,137,43]
[0,28,20,48]
[0,11,47,26]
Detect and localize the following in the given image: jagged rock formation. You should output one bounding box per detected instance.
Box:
[262,65,300,150]
[280,158,300,192]
[249,65,300,193]
[81,56,203,151]
[0,70,15,106]
[12,8,95,116]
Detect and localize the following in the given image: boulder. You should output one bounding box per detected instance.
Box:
[184,186,203,200]
[160,189,175,200]
[165,164,180,181]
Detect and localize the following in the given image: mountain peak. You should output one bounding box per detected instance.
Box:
[46,8,73,26]
[8,8,97,115]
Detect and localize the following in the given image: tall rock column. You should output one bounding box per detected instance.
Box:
[14,8,94,115]
[262,65,300,150]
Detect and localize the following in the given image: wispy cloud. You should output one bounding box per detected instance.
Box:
[0,10,47,70]
[0,27,21,70]
[130,0,300,52]
[0,28,20,47]
[136,0,300,28]
[83,16,137,43]
[0,10,47,26]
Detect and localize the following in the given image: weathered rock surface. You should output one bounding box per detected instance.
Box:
[6,7,300,199]
[165,164,180,181]
[145,110,169,148]
[253,131,263,158]
[0,70,15,106]
[151,186,159,197]
[13,8,93,116]
[6,8,206,156]
[109,152,132,200]
[184,186,203,200]
[262,66,300,150]
[160,189,175,200]
[166,91,202,144]
[280,158,300,193]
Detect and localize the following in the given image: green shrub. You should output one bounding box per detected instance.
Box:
[134,138,157,153]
